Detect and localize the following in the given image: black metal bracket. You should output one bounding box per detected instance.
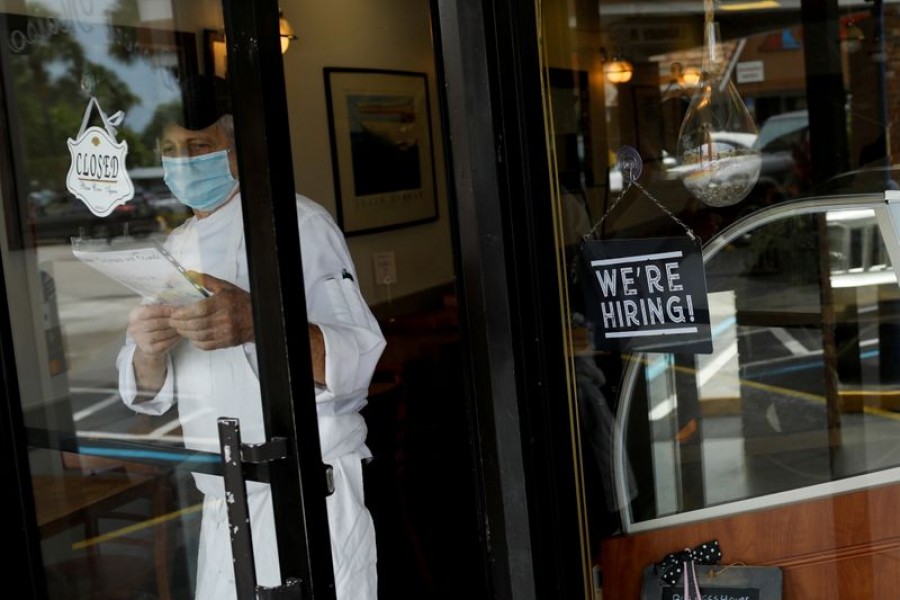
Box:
[241,437,333,496]
[242,436,288,464]
[218,418,307,600]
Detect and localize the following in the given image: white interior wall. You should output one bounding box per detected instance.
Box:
[281,0,455,306]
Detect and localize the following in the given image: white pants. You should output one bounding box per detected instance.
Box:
[194,455,377,599]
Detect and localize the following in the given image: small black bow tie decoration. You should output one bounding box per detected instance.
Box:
[655,539,722,586]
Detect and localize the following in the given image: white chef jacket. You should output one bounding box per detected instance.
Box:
[116,193,386,600]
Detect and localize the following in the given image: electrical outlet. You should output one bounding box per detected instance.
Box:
[372,251,397,285]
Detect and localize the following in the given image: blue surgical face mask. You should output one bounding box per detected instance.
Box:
[162,148,237,212]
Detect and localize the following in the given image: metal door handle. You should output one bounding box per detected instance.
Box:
[218,417,310,599]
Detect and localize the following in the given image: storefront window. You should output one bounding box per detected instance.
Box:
[540,0,900,597]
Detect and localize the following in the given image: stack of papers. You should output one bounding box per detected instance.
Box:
[71,238,208,305]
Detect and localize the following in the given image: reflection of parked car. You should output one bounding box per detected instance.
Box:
[699,110,810,217]
[29,189,159,243]
[130,167,192,232]
[753,109,809,191]
[659,132,759,181]
[29,167,191,244]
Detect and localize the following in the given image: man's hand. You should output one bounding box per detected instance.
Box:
[170,272,254,350]
[129,304,180,357]
[128,304,180,397]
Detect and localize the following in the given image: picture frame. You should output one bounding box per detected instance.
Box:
[324,68,439,236]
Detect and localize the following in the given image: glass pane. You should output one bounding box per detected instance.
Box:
[539,0,900,597]
[0,1,268,597]
[278,2,488,597]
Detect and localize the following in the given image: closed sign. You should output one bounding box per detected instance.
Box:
[66,125,134,217]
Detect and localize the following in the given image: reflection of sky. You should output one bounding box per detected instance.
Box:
[29,0,181,132]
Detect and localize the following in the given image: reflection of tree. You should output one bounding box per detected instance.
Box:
[105,0,141,65]
[140,101,183,154]
[10,6,154,194]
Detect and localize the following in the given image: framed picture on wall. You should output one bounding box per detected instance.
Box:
[324,68,439,236]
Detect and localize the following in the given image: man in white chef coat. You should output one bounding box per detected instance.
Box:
[116,76,385,600]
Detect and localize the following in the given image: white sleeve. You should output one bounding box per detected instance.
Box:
[299,208,386,405]
[116,334,176,416]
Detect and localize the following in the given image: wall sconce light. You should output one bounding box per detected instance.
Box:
[280,11,298,54]
[603,56,634,84]
[670,62,702,88]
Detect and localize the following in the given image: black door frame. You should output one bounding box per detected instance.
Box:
[221,0,336,597]
[435,1,591,599]
[0,12,45,596]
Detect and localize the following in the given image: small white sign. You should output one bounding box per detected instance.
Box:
[736,60,765,84]
[66,125,134,217]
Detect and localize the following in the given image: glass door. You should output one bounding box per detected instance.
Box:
[0,1,350,598]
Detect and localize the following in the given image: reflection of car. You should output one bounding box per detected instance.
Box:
[755,110,808,152]
[657,132,759,180]
[661,133,761,205]
[29,189,159,243]
[711,131,758,149]
[753,109,809,190]
[130,166,192,231]
[29,167,190,244]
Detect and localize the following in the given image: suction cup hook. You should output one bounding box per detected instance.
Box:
[617,145,643,183]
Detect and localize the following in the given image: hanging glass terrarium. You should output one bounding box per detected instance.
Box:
[677,8,761,207]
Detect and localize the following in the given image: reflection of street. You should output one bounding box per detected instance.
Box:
[39,237,181,443]
[646,316,900,517]
[642,235,900,519]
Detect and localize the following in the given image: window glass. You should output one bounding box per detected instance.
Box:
[539,0,900,597]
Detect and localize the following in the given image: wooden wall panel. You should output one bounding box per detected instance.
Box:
[600,483,900,599]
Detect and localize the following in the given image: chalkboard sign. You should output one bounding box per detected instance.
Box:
[580,237,713,354]
[641,565,782,600]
